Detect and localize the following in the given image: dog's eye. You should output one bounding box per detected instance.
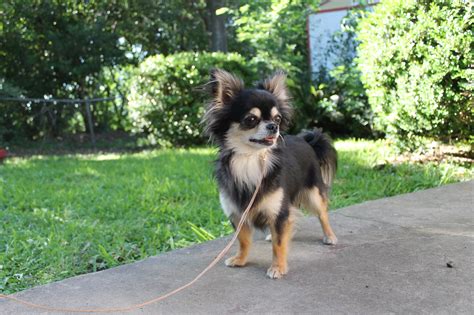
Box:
[243,115,259,126]
[274,115,282,124]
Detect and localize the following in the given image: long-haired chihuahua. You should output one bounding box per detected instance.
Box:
[203,69,338,279]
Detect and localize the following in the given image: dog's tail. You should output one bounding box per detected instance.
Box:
[299,129,337,187]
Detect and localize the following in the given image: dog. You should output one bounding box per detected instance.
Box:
[203,69,338,279]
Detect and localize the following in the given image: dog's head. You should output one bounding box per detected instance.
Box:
[203,69,292,152]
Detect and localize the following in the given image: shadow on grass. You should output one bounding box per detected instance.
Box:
[5,131,153,158]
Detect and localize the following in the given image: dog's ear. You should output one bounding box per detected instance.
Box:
[203,69,243,140]
[258,71,293,130]
[209,68,244,105]
[258,71,289,103]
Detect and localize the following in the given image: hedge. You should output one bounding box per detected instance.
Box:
[357,0,473,150]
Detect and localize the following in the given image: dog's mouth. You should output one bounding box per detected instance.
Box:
[249,135,277,146]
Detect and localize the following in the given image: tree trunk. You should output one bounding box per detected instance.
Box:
[207,0,227,52]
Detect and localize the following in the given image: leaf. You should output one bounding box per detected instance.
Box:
[187,222,215,241]
[239,4,249,13]
[215,7,229,16]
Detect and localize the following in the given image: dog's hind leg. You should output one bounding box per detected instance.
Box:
[318,203,338,245]
[225,221,253,267]
[305,187,338,245]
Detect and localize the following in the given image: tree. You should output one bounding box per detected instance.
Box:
[0,1,127,137]
[0,0,214,139]
[206,0,228,52]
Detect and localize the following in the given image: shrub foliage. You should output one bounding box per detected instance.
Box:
[128,52,266,146]
[357,0,473,149]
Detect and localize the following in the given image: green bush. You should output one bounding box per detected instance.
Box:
[127,45,374,146]
[357,0,473,150]
[128,52,270,146]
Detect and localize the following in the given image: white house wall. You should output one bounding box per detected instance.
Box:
[308,10,348,76]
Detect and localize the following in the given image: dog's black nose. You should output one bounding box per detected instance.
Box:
[266,123,278,133]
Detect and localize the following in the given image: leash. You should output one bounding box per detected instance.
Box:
[0,173,264,313]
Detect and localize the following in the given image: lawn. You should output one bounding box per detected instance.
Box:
[0,140,472,294]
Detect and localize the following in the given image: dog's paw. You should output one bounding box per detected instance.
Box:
[323,235,338,245]
[266,265,287,279]
[225,256,247,267]
[265,234,272,242]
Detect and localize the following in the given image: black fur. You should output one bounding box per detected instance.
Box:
[298,129,337,189]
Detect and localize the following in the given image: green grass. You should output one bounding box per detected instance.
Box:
[0,140,472,294]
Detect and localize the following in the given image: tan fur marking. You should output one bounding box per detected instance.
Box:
[270,107,280,118]
[249,107,262,118]
[225,223,252,267]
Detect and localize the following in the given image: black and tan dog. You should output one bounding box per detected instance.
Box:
[203,69,337,279]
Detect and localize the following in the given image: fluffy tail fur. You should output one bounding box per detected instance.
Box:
[298,129,337,187]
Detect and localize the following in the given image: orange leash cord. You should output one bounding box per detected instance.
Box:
[0,178,263,313]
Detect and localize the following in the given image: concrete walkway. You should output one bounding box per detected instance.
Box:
[2,181,473,314]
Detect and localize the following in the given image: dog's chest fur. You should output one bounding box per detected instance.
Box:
[230,152,267,189]
[219,151,282,223]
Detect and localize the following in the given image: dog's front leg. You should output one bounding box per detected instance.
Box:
[225,222,253,267]
[267,215,293,279]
